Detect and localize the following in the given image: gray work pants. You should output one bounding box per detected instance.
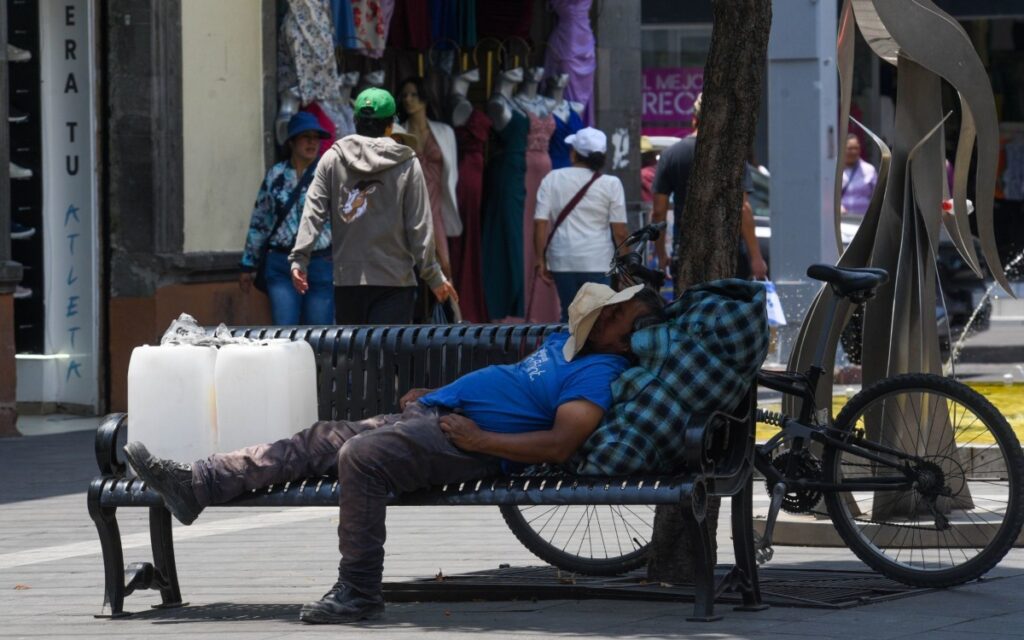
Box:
[191,403,502,595]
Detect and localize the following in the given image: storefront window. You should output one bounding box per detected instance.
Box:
[641,24,711,138]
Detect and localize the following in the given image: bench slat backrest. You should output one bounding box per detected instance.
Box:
[231,325,562,420]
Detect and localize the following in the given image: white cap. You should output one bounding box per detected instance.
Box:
[564,127,607,157]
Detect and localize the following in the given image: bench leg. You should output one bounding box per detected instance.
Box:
[731,476,770,612]
[685,514,722,622]
[87,479,130,618]
[148,507,186,609]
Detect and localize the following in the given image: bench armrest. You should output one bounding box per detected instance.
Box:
[95,413,128,477]
[682,386,756,493]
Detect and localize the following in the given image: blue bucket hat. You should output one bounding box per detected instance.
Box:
[287,111,330,141]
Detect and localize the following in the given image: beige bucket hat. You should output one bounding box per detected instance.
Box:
[563,283,645,361]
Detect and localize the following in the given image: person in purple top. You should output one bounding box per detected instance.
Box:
[122,283,665,625]
[841,133,879,215]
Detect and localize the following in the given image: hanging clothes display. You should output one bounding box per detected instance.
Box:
[301,102,338,156]
[282,0,343,105]
[449,109,492,323]
[431,0,458,43]
[522,112,560,323]
[388,0,431,50]
[458,0,477,47]
[331,0,358,48]
[482,108,530,320]
[320,100,355,139]
[277,25,299,95]
[548,107,584,169]
[351,0,396,58]
[476,0,532,40]
[544,0,596,124]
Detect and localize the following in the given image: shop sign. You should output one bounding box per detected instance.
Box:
[642,67,703,137]
[38,0,98,408]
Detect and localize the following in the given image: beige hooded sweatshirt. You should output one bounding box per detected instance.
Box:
[289,135,446,289]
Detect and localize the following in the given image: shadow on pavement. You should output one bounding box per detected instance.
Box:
[0,429,97,504]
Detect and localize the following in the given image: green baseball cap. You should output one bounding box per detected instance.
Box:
[354,87,396,120]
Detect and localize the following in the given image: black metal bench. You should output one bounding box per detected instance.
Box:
[88,324,765,621]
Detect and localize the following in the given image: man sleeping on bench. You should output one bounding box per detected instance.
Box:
[124,283,666,625]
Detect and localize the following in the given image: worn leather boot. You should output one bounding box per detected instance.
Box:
[123,442,204,525]
[299,581,385,624]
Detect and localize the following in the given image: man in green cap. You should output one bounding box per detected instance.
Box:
[289,87,457,323]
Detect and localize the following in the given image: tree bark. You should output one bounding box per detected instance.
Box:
[648,0,771,584]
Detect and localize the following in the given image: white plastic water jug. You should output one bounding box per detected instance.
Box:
[127,345,219,465]
[214,340,318,453]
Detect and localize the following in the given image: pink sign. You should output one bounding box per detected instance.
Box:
[642,67,703,123]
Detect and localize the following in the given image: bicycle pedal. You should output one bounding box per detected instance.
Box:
[755,546,774,565]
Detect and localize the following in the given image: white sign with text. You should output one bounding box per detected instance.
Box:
[38,0,98,409]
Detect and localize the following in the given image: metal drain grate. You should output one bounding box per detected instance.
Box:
[383,565,965,609]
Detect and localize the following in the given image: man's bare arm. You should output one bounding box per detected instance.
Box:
[652,193,670,268]
[438,399,605,465]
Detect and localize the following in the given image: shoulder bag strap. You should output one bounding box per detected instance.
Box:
[542,171,602,258]
[268,161,318,243]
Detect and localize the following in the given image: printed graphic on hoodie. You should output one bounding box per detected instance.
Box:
[340,179,383,223]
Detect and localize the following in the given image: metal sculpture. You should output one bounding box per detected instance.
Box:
[785,0,1011,418]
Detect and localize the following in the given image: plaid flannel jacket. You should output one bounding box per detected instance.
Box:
[572,279,769,476]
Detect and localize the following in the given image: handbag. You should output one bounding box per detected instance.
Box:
[763,280,787,327]
[253,163,317,293]
[525,171,602,319]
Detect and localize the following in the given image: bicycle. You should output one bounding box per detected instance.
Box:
[500,222,1024,587]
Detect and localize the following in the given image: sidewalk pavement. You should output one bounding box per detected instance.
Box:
[3,427,1024,639]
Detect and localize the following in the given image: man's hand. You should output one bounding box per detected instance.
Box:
[439,413,489,452]
[239,272,254,293]
[291,268,309,294]
[399,388,432,410]
[534,258,553,284]
[750,256,768,281]
[432,281,459,303]
[655,246,670,271]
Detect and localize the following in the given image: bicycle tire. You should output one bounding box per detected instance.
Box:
[824,373,1024,587]
[499,504,653,575]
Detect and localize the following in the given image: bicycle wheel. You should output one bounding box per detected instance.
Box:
[499,504,654,575]
[824,373,1024,587]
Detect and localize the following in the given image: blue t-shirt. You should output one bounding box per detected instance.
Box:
[419,332,628,434]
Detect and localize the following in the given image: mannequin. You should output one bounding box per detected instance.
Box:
[397,76,461,279]
[514,66,550,117]
[275,86,302,145]
[321,71,360,139]
[545,72,585,171]
[487,67,525,131]
[516,66,560,322]
[449,67,491,322]
[545,72,585,122]
[449,67,480,127]
[482,66,530,320]
[363,69,386,88]
[339,71,360,103]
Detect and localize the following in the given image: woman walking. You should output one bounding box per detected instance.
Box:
[240,112,334,325]
[533,127,628,322]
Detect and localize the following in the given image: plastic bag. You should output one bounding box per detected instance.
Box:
[763,281,787,327]
[160,313,262,346]
[431,300,463,325]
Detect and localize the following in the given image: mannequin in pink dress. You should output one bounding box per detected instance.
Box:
[516,67,560,323]
[398,77,460,279]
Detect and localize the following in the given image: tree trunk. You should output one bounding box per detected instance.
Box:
[648,0,771,584]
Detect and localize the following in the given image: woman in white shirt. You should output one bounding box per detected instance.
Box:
[533,127,629,321]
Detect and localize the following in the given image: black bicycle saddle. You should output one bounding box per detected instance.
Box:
[806,264,889,299]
